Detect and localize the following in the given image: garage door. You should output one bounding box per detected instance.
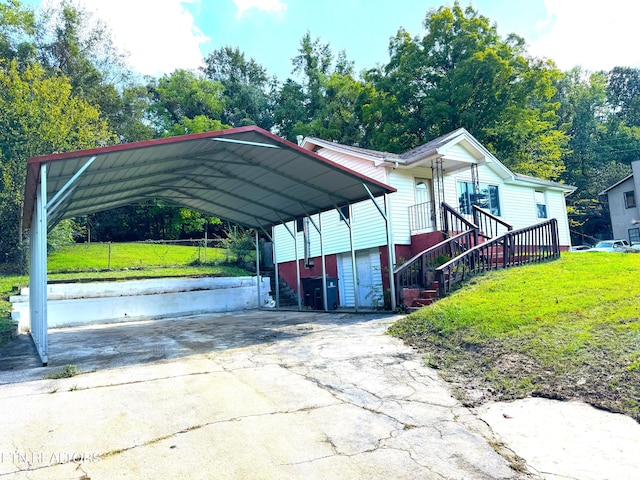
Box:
[337,248,383,308]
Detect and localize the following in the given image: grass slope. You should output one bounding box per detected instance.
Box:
[389,252,640,421]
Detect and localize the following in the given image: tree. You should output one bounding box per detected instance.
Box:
[273,33,367,145]
[202,46,273,129]
[0,0,36,67]
[272,79,307,141]
[147,69,225,136]
[607,67,640,127]
[0,61,113,270]
[362,2,568,178]
[35,1,132,137]
[292,32,333,118]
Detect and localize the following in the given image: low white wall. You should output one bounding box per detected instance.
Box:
[11,276,271,330]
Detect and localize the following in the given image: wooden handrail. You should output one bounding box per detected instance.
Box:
[393,230,475,276]
[442,202,478,235]
[472,205,512,238]
[435,218,560,297]
[394,229,477,306]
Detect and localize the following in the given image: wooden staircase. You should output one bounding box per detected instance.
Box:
[402,282,440,312]
[394,202,560,311]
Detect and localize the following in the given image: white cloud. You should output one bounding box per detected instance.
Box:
[529,0,640,71]
[45,0,209,76]
[233,0,287,19]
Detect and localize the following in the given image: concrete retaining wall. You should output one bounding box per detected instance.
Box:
[11,276,271,330]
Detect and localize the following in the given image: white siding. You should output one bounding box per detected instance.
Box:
[274,142,575,262]
[387,170,423,245]
[445,165,572,246]
[316,147,387,183]
[274,199,389,263]
[442,143,477,163]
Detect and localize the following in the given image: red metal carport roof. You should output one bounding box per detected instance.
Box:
[23,126,395,230]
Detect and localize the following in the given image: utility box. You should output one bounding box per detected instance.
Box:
[301,276,339,310]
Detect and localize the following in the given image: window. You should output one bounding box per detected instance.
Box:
[624,191,636,209]
[630,228,640,244]
[458,182,500,216]
[535,190,547,219]
[296,217,304,232]
[338,205,350,222]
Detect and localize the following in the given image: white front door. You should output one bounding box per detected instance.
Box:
[414,179,434,231]
[415,179,432,205]
[337,248,383,308]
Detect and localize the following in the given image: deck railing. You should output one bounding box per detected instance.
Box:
[435,218,560,297]
[409,201,436,232]
[472,205,512,238]
[394,229,477,304]
[442,202,478,237]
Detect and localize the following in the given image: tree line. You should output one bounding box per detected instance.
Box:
[1,0,638,272]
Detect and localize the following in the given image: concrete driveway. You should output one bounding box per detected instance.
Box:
[0,311,526,479]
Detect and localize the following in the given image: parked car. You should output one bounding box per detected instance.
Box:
[588,240,632,252]
[569,245,593,252]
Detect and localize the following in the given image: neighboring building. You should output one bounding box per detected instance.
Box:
[273,128,576,308]
[600,160,640,244]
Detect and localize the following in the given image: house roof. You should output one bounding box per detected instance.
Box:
[599,173,634,195]
[303,129,575,193]
[304,129,465,164]
[511,173,577,193]
[398,128,469,163]
[304,137,400,163]
[23,126,395,230]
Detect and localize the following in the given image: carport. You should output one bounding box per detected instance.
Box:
[22,126,396,365]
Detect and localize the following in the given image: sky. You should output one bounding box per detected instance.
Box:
[24,0,640,80]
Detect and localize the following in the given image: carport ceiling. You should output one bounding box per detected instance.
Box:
[23,126,395,230]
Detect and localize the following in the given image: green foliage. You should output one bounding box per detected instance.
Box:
[43,364,78,379]
[48,219,80,253]
[218,225,255,264]
[0,61,113,272]
[362,2,568,178]
[0,0,35,66]
[202,46,273,129]
[2,0,640,270]
[148,69,225,136]
[166,115,226,136]
[272,79,307,141]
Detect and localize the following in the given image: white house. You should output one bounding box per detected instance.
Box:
[273,128,575,309]
[600,160,640,244]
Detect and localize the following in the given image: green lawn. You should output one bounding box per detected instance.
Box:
[0,243,253,347]
[47,242,246,271]
[389,252,640,421]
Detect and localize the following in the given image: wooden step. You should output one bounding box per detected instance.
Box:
[413,298,435,307]
[421,289,438,299]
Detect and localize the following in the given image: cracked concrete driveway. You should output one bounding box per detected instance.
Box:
[0,311,528,479]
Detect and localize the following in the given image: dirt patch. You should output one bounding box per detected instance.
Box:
[397,330,640,423]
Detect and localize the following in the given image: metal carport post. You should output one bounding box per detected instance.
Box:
[300,206,328,311]
[363,186,397,311]
[335,203,359,312]
[277,214,303,311]
[29,164,48,365]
